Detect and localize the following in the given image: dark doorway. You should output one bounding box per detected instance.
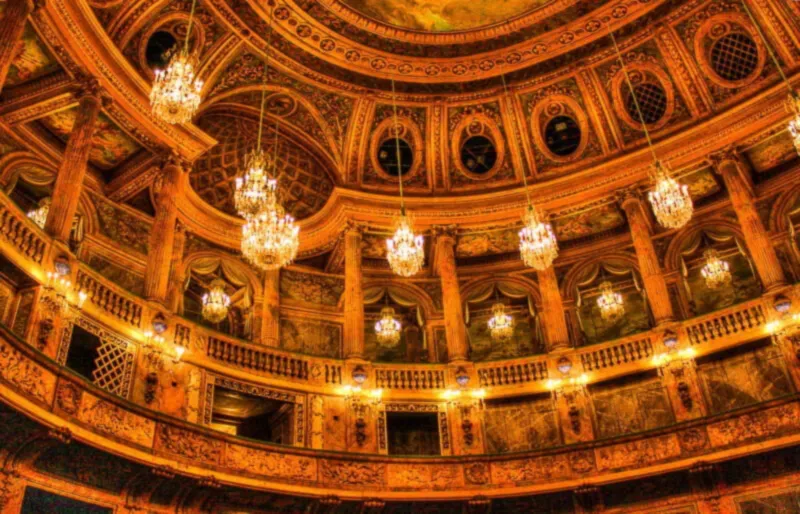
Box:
[386,411,441,456]
[65,325,102,382]
[211,385,295,444]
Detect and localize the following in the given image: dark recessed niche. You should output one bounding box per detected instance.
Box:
[710,32,759,82]
[460,135,497,174]
[377,138,413,176]
[626,82,667,125]
[145,31,178,69]
[544,115,581,157]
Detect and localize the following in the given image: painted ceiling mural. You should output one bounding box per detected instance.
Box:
[0,3,59,87]
[38,109,141,171]
[339,0,552,32]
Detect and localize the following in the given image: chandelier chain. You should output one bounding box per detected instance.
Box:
[740,0,794,96]
[390,79,406,213]
[257,2,277,150]
[183,0,198,56]
[500,73,532,208]
[607,23,660,168]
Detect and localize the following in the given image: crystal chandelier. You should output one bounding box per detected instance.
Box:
[608,24,692,230]
[788,94,800,156]
[597,281,625,323]
[386,79,424,277]
[234,148,273,220]
[488,302,514,342]
[201,279,231,323]
[648,161,693,230]
[387,213,425,277]
[241,182,300,270]
[375,305,402,346]
[519,205,559,270]
[701,249,732,290]
[150,0,203,124]
[27,197,50,229]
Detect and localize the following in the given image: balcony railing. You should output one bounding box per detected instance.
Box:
[577,333,655,372]
[0,195,48,264]
[374,365,446,390]
[77,268,143,328]
[206,334,310,381]
[475,358,549,387]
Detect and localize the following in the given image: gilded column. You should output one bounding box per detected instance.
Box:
[261,268,280,347]
[435,227,468,363]
[619,190,674,325]
[536,266,571,351]
[166,222,186,313]
[0,0,40,93]
[144,154,187,303]
[713,151,786,291]
[343,223,365,359]
[44,79,107,243]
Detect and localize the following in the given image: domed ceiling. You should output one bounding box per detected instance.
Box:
[337,0,551,32]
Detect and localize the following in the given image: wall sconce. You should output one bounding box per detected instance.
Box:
[340,385,382,446]
[142,316,186,370]
[653,332,697,411]
[546,357,589,435]
[442,380,486,447]
[44,259,87,314]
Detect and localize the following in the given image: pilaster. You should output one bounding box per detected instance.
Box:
[434,226,468,363]
[343,222,365,359]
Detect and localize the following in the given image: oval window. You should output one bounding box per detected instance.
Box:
[625,82,667,125]
[146,31,178,69]
[460,135,497,175]
[544,116,581,157]
[710,33,758,82]
[378,138,413,176]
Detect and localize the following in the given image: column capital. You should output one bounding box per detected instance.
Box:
[158,150,190,172]
[344,220,367,236]
[75,76,111,108]
[615,187,644,211]
[432,224,458,244]
[708,147,747,175]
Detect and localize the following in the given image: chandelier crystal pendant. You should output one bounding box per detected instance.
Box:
[597,281,625,323]
[519,204,559,271]
[385,79,424,277]
[488,302,514,342]
[241,181,300,271]
[27,197,50,229]
[201,279,231,323]
[608,24,692,230]
[648,161,693,230]
[375,305,402,346]
[701,249,732,290]
[788,94,800,156]
[149,0,202,124]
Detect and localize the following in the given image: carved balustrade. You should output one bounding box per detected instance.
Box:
[0,193,48,264]
[373,365,446,390]
[475,358,549,388]
[76,267,144,328]
[685,299,768,347]
[576,334,655,373]
[205,333,311,382]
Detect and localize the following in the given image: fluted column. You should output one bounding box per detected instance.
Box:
[166,223,186,313]
[261,269,280,347]
[0,0,40,93]
[435,227,468,363]
[619,190,674,325]
[144,154,187,303]
[713,152,786,291]
[44,79,107,243]
[537,266,571,351]
[343,223,365,359]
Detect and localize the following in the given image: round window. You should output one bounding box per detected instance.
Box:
[378,138,413,176]
[460,135,497,175]
[710,32,758,82]
[146,31,178,69]
[625,82,667,125]
[544,116,581,157]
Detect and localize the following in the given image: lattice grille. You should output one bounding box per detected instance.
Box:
[92,338,134,397]
[626,83,667,125]
[710,33,758,82]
